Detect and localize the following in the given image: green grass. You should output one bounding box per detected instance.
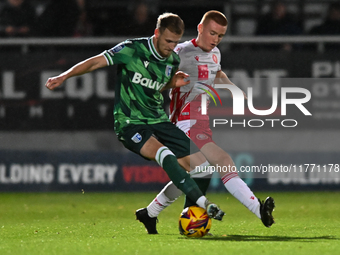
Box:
[0,191,339,255]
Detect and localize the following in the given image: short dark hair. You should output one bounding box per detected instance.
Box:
[156,12,184,35]
[200,10,228,27]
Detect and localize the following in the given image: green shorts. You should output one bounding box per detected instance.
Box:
[117,122,199,159]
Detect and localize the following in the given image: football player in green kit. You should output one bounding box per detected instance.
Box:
[45,13,225,223]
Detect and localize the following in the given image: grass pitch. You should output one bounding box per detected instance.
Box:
[0,191,339,255]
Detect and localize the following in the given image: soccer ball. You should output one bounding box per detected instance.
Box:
[179,206,212,237]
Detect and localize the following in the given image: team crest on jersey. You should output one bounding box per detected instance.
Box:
[166,65,172,77]
[131,133,142,143]
[212,54,218,64]
[196,134,208,140]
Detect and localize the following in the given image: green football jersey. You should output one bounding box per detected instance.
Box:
[103,36,179,133]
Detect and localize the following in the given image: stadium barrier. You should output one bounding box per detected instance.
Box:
[0,150,339,192]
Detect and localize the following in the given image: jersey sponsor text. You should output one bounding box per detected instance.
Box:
[132,72,166,90]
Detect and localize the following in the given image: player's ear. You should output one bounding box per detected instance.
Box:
[154,28,160,39]
[197,23,203,34]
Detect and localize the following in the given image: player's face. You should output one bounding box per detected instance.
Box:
[197,20,227,52]
[154,28,182,58]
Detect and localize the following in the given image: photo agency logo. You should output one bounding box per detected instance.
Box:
[200,83,312,128]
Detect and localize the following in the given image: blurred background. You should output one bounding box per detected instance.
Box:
[0,0,339,193]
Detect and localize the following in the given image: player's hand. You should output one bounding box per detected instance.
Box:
[45,76,65,90]
[174,71,190,87]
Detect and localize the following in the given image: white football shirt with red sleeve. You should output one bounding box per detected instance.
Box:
[170,39,221,122]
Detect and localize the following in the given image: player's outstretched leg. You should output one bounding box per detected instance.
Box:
[135,161,214,234]
[259,197,275,227]
[135,208,158,234]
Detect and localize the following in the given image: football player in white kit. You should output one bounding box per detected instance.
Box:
[136,10,275,234]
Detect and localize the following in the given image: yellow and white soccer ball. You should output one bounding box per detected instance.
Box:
[179,206,212,237]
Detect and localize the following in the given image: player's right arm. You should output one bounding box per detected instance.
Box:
[45,54,108,90]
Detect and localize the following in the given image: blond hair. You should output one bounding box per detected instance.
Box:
[156,12,185,35]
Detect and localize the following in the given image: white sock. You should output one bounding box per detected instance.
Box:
[196,196,208,209]
[147,181,182,218]
[222,172,261,218]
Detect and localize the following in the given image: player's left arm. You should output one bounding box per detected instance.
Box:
[215,70,247,99]
[160,70,190,92]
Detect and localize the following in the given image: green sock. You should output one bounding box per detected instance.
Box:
[184,178,211,208]
[161,155,203,203]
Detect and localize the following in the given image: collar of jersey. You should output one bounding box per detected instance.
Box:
[191,38,198,47]
[148,36,166,61]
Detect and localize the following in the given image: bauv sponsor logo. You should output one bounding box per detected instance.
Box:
[131,72,166,91]
[122,165,170,184]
